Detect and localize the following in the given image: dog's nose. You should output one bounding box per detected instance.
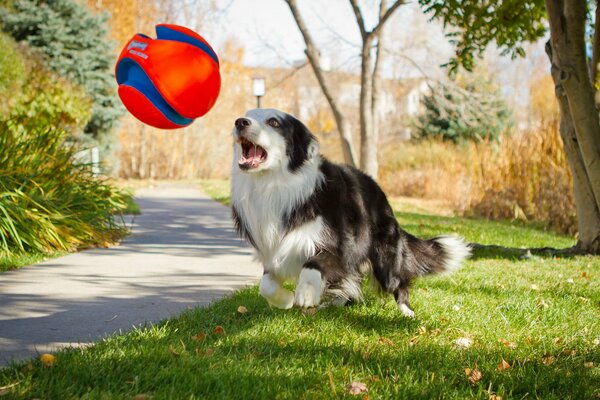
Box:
[235,118,251,130]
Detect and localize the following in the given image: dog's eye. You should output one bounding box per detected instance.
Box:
[266,118,280,128]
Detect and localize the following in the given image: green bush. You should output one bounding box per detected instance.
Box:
[414,72,512,143]
[0,33,25,113]
[0,121,128,256]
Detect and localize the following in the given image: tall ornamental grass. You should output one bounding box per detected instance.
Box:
[0,120,128,256]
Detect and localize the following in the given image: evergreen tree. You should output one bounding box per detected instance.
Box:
[414,73,512,143]
[0,0,123,164]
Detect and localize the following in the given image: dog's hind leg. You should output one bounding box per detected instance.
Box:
[260,273,294,309]
[394,285,415,318]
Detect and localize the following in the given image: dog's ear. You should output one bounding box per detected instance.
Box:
[287,114,319,171]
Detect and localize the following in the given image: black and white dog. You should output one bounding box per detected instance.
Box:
[231,109,470,317]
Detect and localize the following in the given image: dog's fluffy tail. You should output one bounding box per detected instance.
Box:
[406,234,471,276]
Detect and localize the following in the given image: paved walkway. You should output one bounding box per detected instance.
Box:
[0,184,261,366]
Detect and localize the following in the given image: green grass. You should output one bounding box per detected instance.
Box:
[0,251,66,273]
[1,181,598,399]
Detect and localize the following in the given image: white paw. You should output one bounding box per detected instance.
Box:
[399,303,416,318]
[294,269,323,308]
[259,274,294,309]
[267,289,294,309]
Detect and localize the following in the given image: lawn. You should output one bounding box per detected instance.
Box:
[0,180,598,399]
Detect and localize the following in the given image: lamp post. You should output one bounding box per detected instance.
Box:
[252,76,265,108]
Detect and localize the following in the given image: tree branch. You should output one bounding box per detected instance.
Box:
[348,0,367,40]
[284,0,357,166]
[371,0,404,39]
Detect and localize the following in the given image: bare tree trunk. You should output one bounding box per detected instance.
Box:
[369,0,387,179]
[545,0,600,253]
[285,0,357,167]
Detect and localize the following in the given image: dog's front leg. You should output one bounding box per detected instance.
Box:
[259,273,294,309]
[294,267,324,308]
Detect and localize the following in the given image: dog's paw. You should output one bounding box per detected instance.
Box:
[398,303,416,318]
[267,289,294,309]
[294,269,323,308]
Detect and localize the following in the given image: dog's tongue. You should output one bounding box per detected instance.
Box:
[242,145,266,167]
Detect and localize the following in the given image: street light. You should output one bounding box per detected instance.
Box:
[252,76,265,108]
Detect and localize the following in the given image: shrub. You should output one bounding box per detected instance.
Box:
[413,73,512,143]
[0,120,128,255]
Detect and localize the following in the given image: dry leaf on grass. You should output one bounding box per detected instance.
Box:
[191,332,205,341]
[347,381,368,395]
[489,395,503,400]
[237,306,248,314]
[454,337,473,350]
[302,307,317,316]
[530,284,540,291]
[584,361,595,368]
[213,326,225,335]
[497,359,511,371]
[378,337,395,347]
[542,355,556,365]
[132,394,150,400]
[499,339,517,349]
[468,369,482,385]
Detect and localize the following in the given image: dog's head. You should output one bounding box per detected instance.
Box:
[232,109,319,174]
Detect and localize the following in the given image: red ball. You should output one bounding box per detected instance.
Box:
[115,24,221,129]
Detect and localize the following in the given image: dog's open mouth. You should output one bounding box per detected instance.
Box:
[238,136,267,170]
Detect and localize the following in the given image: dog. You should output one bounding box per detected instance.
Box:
[230,109,471,317]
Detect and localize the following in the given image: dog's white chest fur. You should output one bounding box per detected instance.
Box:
[232,166,325,281]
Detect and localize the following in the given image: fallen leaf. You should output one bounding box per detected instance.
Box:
[0,382,19,397]
[582,271,588,278]
[593,338,600,347]
[566,278,575,284]
[464,368,472,376]
[542,355,556,366]
[213,326,225,335]
[237,306,248,314]
[132,395,150,400]
[347,381,368,395]
[39,354,56,367]
[584,361,595,368]
[497,358,511,371]
[454,337,473,350]
[191,332,205,341]
[530,284,540,291]
[489,395,503,400]
[418,326,427,335]
[553,337,562,345]
[452,305,460,312]
[537,298,549,309]
[562,349,576,356]
[205,348,215,356]
[378,337,395,347]
[468,369,482,385]
[499,339,517,349]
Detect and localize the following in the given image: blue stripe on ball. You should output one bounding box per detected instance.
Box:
[156,25,219,66]
[116,58,193,127]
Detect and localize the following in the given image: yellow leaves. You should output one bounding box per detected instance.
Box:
[39,353,56,367]
[584,361,595,368]
[237,305,248,314]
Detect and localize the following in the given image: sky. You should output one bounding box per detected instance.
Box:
[195,0,455,79]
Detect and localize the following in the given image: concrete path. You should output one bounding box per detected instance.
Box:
[0,184,261,366]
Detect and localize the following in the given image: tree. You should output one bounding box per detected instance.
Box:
[415,72,513,143]
[285,0,403,178]
[0,0,123,161]
[418,0,600,254]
